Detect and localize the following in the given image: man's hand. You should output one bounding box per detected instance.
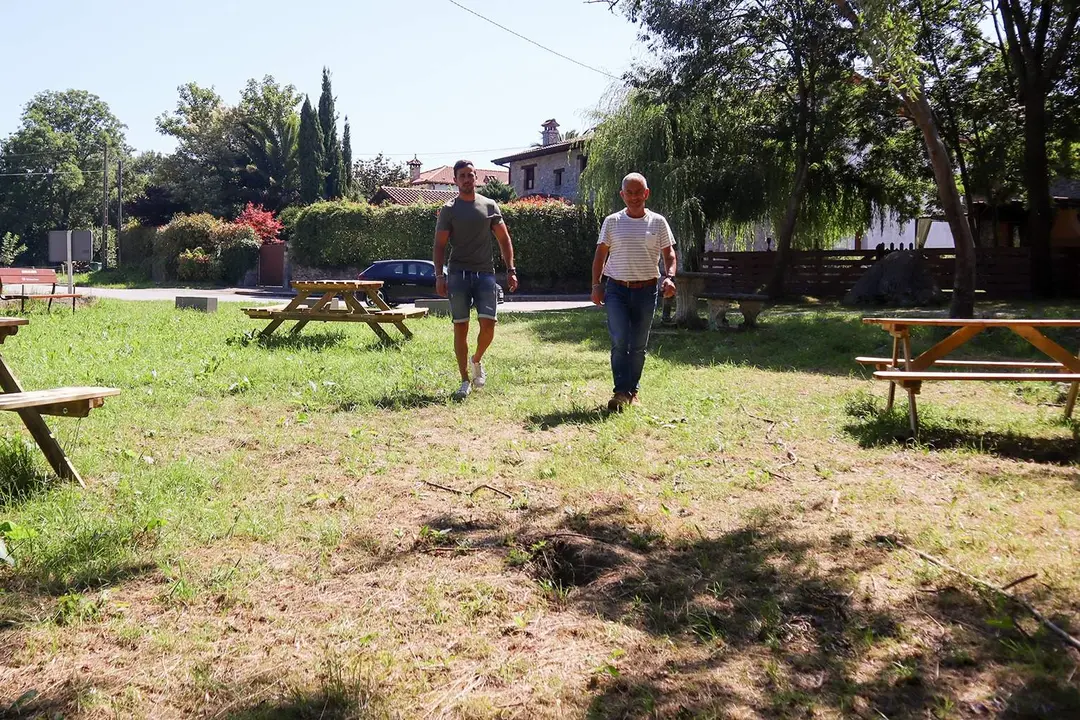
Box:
[436,276,448,298]
[507,270,518,293]
[661,277,676,298]
[591,283,605,306]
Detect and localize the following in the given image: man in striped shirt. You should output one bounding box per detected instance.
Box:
[590,173,677,412]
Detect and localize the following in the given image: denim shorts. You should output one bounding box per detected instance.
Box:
[448,270,498,324]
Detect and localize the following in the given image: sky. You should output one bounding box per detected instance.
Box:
[0,0,647,173]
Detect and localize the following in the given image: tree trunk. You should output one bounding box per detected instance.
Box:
[906,91,977,318]
[1023,94,1054,297]
[767,146,810,298]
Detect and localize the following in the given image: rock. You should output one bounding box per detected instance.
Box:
[844,250,945,307]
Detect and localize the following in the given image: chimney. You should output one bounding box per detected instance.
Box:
[541,119,560,147]
[407,155,422,182]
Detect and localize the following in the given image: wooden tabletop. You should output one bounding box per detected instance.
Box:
[292,280,383,291]
[863,317,1080,328]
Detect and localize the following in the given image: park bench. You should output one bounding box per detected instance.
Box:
[0,268,80,313]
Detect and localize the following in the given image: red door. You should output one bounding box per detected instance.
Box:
[259,243,285,286]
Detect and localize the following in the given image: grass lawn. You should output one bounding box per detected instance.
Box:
[0,298,1078,719]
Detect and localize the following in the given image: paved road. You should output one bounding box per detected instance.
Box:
[81,286,595,313]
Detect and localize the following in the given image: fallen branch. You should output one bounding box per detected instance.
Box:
[877,535,1080,652]
[741,405,799,477]
[422,480,513,501]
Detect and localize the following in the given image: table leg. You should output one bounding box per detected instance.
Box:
[908,387,920,436]
[261,290,316,338]
[885,336,899,412]
[365,288,393,311]
[0,358,83,486]
[1064,347,1080,419]
[366,322,394,343]
[290,291,336,335]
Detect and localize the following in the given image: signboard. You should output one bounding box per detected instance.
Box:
[48,230,93,263]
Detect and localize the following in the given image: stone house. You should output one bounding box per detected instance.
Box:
[491,119,588,202]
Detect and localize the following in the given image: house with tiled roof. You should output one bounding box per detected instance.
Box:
[491,119,589,202]
[369,186,458,206]
[406,157,508,191]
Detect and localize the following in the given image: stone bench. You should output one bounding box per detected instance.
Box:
[414,298,451,317]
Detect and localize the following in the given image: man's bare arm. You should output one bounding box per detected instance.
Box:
[434,229,450,297]
[493,222,517,292]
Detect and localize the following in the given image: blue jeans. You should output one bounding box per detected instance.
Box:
[448,270,498,323]
[605,279,657,395]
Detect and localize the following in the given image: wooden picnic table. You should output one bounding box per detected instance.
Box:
[0,317,119,485]
[859,317,1080,434]
[242,280,428,342]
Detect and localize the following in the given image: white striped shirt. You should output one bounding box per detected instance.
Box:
[598,209,676,281]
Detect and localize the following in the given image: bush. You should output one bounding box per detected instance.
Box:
[286,199,599,288]
[156,213,224,279]
[213,223,260,284]
[235,202,283,243]
[177,247,218,282]
[118,222,157,271]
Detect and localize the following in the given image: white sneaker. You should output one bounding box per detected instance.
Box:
[470,359,486,389]
[452,380,471,401]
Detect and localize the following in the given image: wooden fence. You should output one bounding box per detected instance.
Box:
[698,247,1080,299]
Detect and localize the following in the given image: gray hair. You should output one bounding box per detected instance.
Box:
[621,172,648,191]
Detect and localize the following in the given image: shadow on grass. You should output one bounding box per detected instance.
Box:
[522,304,1080,378]
[525,405,610,430]
[371,390,446,411]
[398,503,1080,718]
[843,398,1080,465]
[227,328,352,351]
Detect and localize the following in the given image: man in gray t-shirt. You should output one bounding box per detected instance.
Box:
[433,160,518,401]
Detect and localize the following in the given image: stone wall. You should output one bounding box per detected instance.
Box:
[509,150,585,201]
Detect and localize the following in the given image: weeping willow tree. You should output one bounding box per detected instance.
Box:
[582,83,924,281]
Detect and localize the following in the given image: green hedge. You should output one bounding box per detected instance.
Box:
[287,200,600,289]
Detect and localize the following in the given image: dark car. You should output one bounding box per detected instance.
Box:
[358,260,504,304]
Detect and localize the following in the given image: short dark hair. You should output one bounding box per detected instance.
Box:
[453,160,474,178]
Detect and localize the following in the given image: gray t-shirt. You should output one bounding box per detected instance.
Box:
[435,194,503,273]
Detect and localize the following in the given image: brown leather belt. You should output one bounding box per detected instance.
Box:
[608,277,657,289]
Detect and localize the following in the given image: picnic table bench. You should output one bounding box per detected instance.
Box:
[0,268,80,313]
[0,317,119,485]
[242,280,427,341]
[674,271,768,328]
[860,317,1080,435]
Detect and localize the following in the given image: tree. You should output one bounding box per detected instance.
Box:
[613,0,869,297]
[0,90,126,261]
[835,0,977,317]
[994,0,1079,295]
[237,76,302,211]
[479,178,516,203]
[352,153,409,201]
[155,82,245,217]
[342,118,354,196]
[298,97,325,204]
[318,67,344,199]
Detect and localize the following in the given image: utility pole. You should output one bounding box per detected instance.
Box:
[101,141,109,270]
[116,159,123,268]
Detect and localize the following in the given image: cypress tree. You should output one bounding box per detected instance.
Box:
[298,96,325,204]
[342,117,353,196]
[318,67,344,199]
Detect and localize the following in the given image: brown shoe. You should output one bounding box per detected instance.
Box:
[629,393,640,406]
[607,392,631,412]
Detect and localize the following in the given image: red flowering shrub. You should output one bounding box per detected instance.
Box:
[236,202,283,244]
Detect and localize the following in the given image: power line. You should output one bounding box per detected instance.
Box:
[444,0,621,80]
[0,169,106,178]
